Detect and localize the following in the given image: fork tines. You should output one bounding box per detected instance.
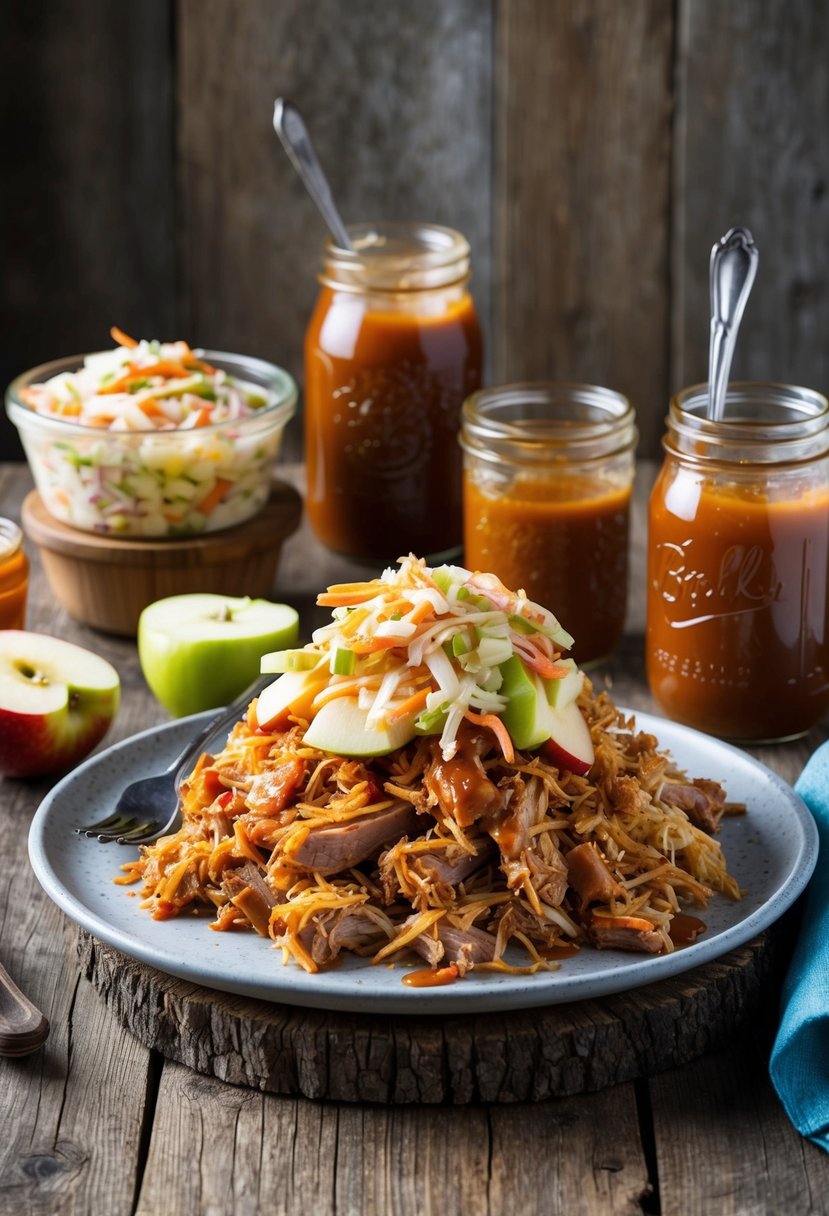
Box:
[76,813,160,843]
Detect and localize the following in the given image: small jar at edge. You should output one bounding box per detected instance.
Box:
[304,221,483,561]
[0,518,28,629]
[460,383,637,666]
[646,382,829,742]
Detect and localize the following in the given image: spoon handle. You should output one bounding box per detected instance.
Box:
[273,98,353,251]
[707,226,759,421]
[0,960,49,1057]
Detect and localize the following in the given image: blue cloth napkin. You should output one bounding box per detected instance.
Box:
[770,740,829,1151]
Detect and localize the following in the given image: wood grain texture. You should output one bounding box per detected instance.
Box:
[0,552,166,1213]
[673,0,829,395]
[177,0,493,459]
[494,0,674,456]
[78,930,776,1106]
[134,1060,647,1216]
[487,1093,651,1215]
[0,0,176,461]
[650,1045,829,1215]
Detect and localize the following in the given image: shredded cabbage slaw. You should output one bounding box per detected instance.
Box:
[261,556,578,763]
[14,328,289,537]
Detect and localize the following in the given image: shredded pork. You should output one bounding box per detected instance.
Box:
[120,686,742,981]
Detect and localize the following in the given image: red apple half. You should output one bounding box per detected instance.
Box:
[0,631,120,778]
[541,700,594,776]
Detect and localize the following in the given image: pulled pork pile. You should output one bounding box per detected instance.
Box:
[120,687,743,979]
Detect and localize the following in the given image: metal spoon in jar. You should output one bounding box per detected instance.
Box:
[707,226,759,421]
[273,98,353,251]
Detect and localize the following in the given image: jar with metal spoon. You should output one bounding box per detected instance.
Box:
[647,230,829,741]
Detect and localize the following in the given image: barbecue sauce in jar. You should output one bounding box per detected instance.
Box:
[647,382,829,741]
[461,383,637,666]
[305,222,482,561]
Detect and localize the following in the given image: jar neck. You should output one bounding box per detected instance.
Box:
[460,382,637,467]
[665,382,829,466]
[321,221,471,293]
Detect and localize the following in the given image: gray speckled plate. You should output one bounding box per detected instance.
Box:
[28,710,818,1014]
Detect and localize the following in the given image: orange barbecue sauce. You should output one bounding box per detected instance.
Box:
[647,471,829,740]
[402,963,460,988]
[305,287,482,560]
[0,523,28,629]
[668,913,706,948]
[463,473,631,665]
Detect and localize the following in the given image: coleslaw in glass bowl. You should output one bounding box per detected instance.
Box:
[6,331,297,538]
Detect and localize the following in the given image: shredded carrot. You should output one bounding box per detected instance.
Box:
[387,687,431,721]
[197,478,233,516]
[110,326,138,348]
[317,587,378,607]
[407,599,435,626]
[464,709,515,764]
[348,636,406,655]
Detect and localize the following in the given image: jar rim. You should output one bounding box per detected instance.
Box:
[0,517,23,557]
[460,381,637,466]
[666,381,829,465]
[322,221,471,292]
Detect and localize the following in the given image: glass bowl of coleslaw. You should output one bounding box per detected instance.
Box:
[6,334,298,539]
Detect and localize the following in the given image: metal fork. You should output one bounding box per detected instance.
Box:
[77,675,270,845]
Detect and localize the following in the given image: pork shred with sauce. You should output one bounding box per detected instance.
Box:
[119,686,743,980]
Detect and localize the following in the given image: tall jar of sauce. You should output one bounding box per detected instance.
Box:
[460,383,637,666]
[647,382,829,741]
[304,222,483,560]
[0,518,29,629]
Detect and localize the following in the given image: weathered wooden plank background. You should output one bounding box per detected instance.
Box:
[1,0,826,463]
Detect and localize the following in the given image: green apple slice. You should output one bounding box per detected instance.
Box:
[138,593,299,718]
[498,656,557,752]
[303,696,418,757]
[260,648,324,674]
[255,668,329,731]
[544,658,584,709]
[542,700,595,776]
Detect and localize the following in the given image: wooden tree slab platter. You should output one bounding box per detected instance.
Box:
[77,928,777,1105]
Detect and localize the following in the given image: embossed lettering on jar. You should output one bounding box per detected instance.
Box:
[304,222,483,560]
[647,383,829,742]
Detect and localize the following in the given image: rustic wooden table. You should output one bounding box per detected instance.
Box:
[2,460,828,1216]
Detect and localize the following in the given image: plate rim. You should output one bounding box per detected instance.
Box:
[28,707,819,1014]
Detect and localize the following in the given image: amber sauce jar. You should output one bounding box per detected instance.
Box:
[0,518,29,629]
[304,222,483,560]
[647,383,829,741]
[460,383,637,666]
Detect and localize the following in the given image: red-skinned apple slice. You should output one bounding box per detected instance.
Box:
[541,700,594,776]
[0,631,120,778]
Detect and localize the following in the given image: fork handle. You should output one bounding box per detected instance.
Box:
[0,961,49,1057]
[165,675,272,784]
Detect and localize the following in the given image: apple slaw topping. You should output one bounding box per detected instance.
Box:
[261,557,579,764]
[13,329,291,538]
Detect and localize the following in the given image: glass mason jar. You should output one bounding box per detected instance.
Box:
[0,517,29,629]
[304,221,483,561]
[460,383,637,666]
[647,382,829,742]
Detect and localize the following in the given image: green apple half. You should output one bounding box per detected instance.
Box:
[0,630,120,778]
[138,594,299,717]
